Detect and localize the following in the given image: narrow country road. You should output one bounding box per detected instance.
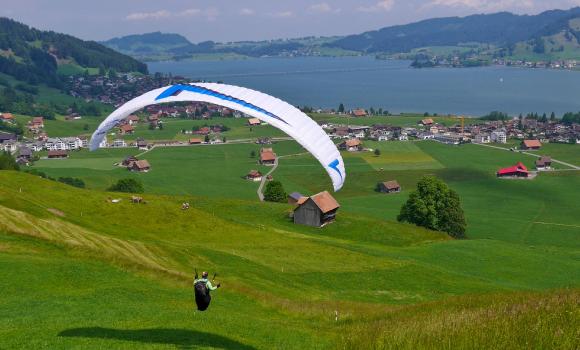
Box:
[257,151,310,201]
[257,158,279,201]
[473,143,580,170]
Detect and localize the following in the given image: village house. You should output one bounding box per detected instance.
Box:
[420,118,434,126]
[247,118,261,126]
[245,170,263,182]
[129,160,151,172]
[332,126,350,139]
[119,124,134,135]
[32,117,44,129]
[418,132,435,140]
[136,139,148,150]
[127,115,140,125]
[377,180,401,194]
[0,141,17,153]
[112,139,127,148]
[293,191,340,227]
[473,133,491,144]
[47,150,69,159]
[339,138,363,152]
[535,156,552,170]
[434,133,462,145]
[521,139,542,150]
[491,130,507,143]
[65,113,81,121]
[189,138,202,145]
[288,192,306,205]
[497,162,529,178]
[122,156,138,167]
[260,148,277,165]
[0,113,15,124]
[0,132,17,144]
[348,126,370,138]
[351,109,367,117]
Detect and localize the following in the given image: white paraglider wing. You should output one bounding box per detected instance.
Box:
[90,83,346,191]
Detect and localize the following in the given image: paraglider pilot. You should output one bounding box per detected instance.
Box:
[194,271,220,311]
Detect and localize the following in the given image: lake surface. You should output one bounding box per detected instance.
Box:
[148,56,580,116]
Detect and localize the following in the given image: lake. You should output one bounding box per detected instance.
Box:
[148,56,580,116]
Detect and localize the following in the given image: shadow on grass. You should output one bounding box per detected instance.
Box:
[58,327,257,349]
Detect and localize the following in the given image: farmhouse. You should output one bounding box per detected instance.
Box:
[119,124,134,135]
[288,192,306,205]
[497,162,529,178]
[122,155,138,167]
[521,139,542,150]
[421,118,434,126]
[248,118,261,126]
[293,191,340,227]
[130,160,151,172]
[47,150,68,159]
[17,146,32,160]
[260,148,277,165]
[351,109,367,117]
[378,180,401,194]
[189,138,202,145]
[246,170,263,182]
[535,156,552,170]
[339,138,363,152]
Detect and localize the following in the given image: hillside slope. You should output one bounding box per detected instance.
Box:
[0,170,578,349]
[329,7,580,53]
[0,18,147,86]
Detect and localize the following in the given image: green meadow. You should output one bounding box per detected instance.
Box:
[2,135,579,348]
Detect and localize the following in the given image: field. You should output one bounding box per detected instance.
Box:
[3,127,580,348]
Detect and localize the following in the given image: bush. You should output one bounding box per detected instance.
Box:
[107,178,144,193]
[397,176,466,239]
[58,177,85,188]
[263,181,286,203]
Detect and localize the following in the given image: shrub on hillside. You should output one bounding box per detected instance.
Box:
[58,177,85,188]
[0,151,19,171]
[107,178,144,193]
[264,181,286,203]
[397,176,466,239]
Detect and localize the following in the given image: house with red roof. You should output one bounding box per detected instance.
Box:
[497,162,529,178]
[521,139,542,150]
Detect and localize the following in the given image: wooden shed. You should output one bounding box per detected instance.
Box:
[378,180,401,193]
[293,191,340,227]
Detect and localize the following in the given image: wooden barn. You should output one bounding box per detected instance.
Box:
[260,148,277,165]
[130,160,151,172]
[378,180,401,193]
[535,156,552,170]
[47,150,68,159]
[293,191,340,227]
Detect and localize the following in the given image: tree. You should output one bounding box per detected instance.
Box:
[83,124,89,131]
[250,150,256,158]
[338,103,345,114]
[0,151,19,170]
[204,134,210,143]
[107,178,144,193]
[397,176,466,239]
[550,112,556,121]
[263,181,287,203]
[539,113,548,123]
[374,148,381,156]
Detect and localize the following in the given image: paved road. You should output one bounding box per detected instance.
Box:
[473,143,580,170]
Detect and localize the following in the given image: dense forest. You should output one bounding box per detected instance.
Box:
[0,18,147,87]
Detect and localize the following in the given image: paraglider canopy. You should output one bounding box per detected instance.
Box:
[90,83,346,191]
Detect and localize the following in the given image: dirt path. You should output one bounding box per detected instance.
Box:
[257,152,310,201]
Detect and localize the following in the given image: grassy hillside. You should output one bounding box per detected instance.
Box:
[0,169,578,348]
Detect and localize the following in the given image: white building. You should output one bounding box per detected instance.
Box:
[473,134,491,144]
[491,131,507,144]
[112,139,127,148]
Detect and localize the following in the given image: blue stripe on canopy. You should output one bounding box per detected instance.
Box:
[155,84,290,125]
